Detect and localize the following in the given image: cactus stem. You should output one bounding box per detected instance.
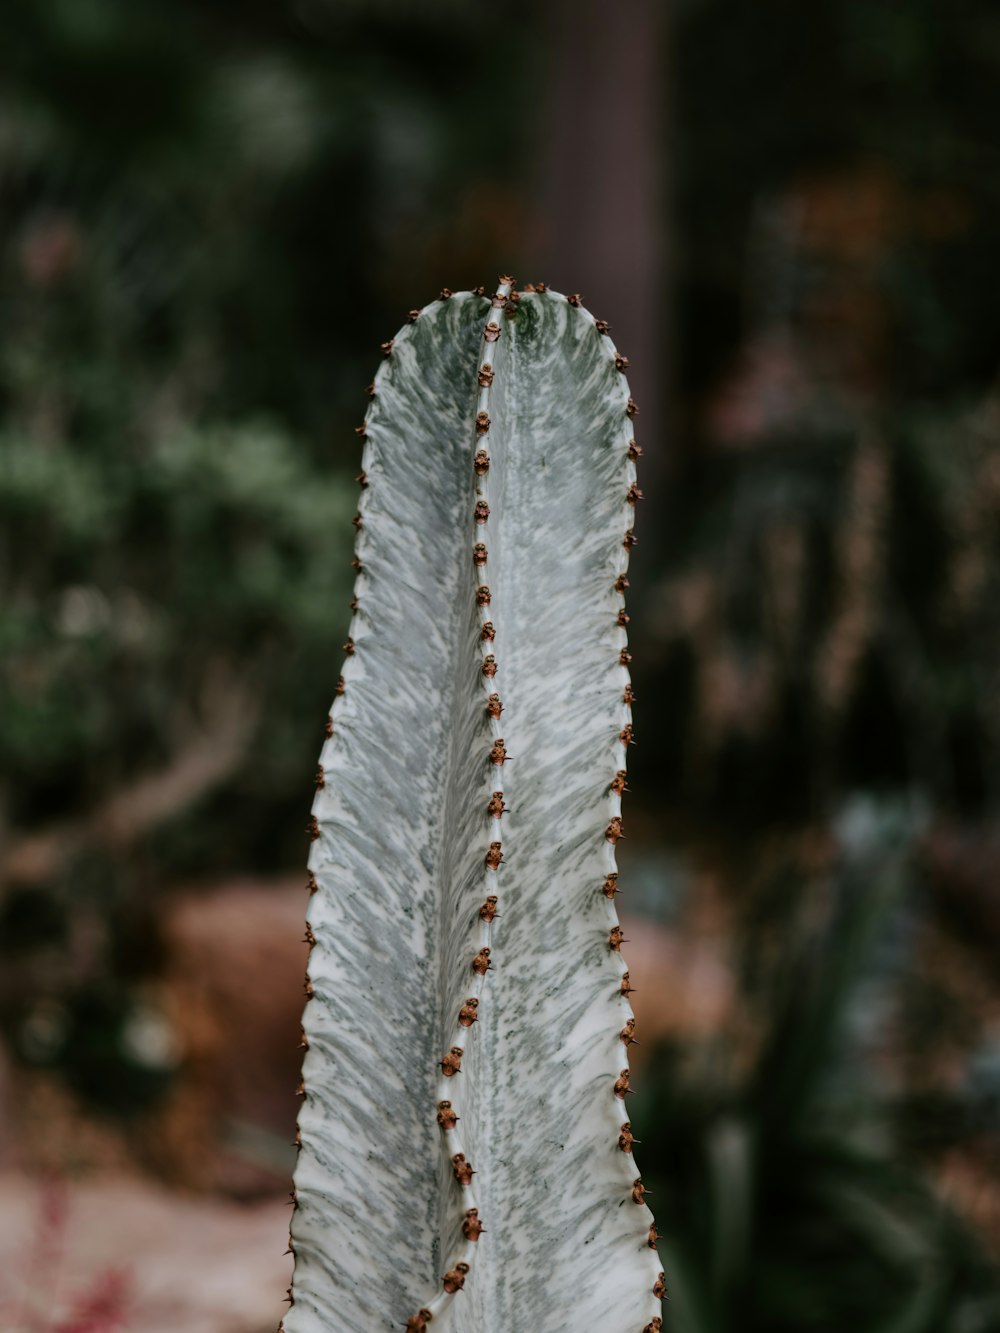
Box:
[293,282,661,1329]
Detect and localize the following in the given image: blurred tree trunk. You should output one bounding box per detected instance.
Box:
[535,0,668,501]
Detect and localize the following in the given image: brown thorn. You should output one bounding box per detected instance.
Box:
[440,1046,463,1077]
[451,1152,475,1186]
[437,1101,459,1130]
[618,1122,639,1152]
[442,1262,470,1294]
[471,946,492,975]
[613,1069,633,1099]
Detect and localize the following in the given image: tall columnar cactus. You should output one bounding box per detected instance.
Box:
[285,279,661,1332]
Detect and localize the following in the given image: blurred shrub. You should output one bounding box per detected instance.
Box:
[636,797,1000,1331]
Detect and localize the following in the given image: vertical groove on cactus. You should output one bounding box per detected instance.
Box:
[285,280,660,1333]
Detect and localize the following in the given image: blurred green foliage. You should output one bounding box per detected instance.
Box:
[637,800,1000,1332]
[642,0,1000,831]
[0,0,531,896]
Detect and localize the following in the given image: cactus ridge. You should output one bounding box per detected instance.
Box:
[287,280,660,1332]
[417,277,513,1325]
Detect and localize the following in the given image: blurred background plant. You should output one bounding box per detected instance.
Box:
[1,0,999,1329]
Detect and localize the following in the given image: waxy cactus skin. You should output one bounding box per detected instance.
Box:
[284,279,660,1332]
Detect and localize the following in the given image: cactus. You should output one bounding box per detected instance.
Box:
[285,279,659,1332]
